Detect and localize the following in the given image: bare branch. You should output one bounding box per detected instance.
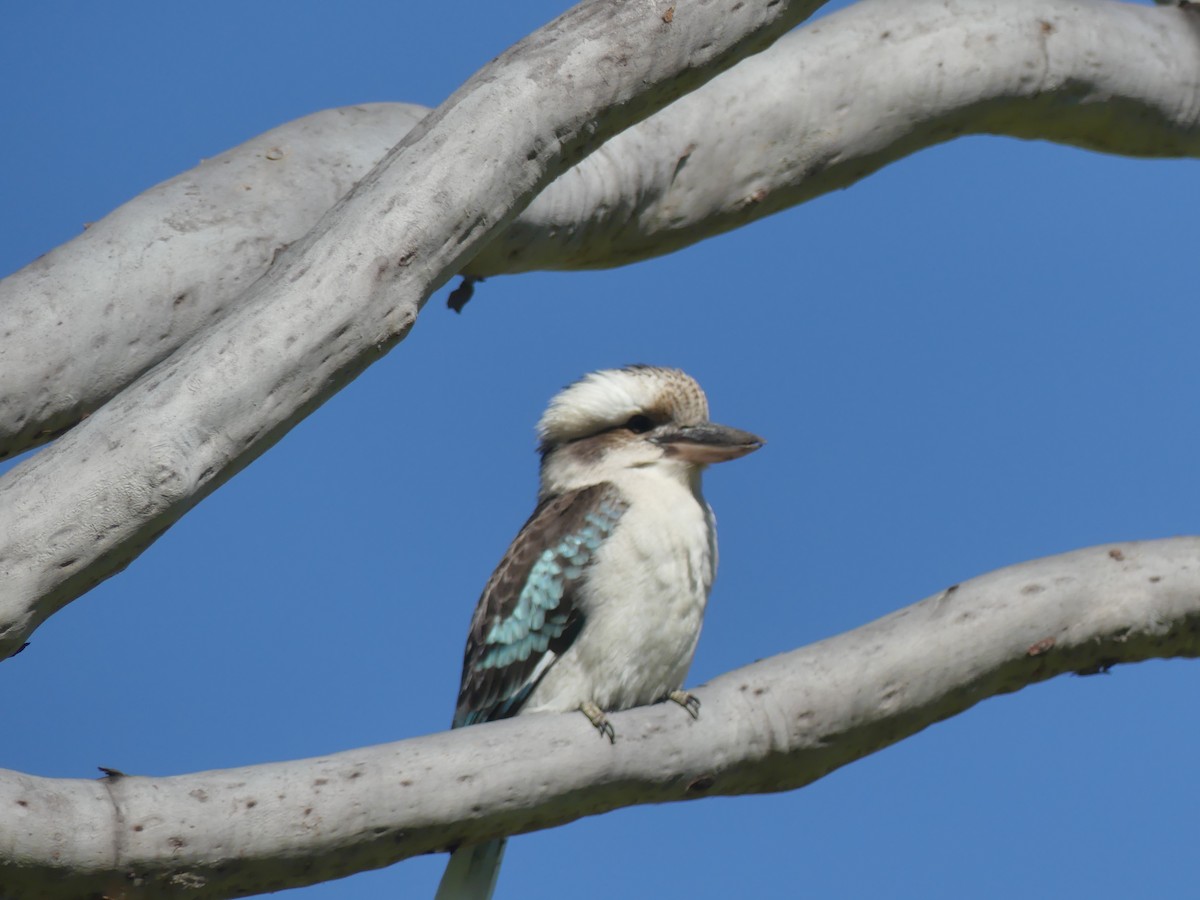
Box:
[0,104,428,460]
[3,538,1197,899]
[472,0,1200,272]
[3,0,1196,463]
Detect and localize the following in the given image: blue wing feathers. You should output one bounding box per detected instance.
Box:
[455,484,627,727]
[481,502,621,664]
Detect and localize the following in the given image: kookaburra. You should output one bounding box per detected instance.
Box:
[436,365,763,899]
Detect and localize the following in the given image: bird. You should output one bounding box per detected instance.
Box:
[434,365,763,899]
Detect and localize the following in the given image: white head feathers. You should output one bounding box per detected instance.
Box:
[537,365,709,452]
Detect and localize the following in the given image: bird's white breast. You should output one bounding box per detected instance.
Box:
[523,465,717,714]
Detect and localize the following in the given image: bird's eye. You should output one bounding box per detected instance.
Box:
[625,414,655,434]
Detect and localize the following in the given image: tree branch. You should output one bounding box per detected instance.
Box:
[2,0,1196,463]
[0,103,429,460]
[3,537,1197,899]
[471,0,1200,273]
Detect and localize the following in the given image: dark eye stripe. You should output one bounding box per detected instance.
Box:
[541,412,664,456]
[625,414,654,434]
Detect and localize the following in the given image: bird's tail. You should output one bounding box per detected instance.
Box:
[434,838,506,900]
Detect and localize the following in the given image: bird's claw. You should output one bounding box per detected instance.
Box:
[580,701,616,743]
[668,689,701,719]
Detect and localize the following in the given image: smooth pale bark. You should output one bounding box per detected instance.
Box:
[3,538,1197,899]
[3,0,1197,461]
[0,104,428,460]
[0,0,831,660]
[477,0,1200,272]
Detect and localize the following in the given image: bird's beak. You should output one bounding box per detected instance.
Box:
[653,423,764,465]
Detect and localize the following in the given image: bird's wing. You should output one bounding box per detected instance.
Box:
[453,482,628,727]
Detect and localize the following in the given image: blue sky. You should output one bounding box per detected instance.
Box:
[2,2,1196,898]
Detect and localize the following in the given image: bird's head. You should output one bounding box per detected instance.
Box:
[536,365,763,497]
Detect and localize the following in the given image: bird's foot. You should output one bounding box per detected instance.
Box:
[668,689,701,719]
[579,701,615,743]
